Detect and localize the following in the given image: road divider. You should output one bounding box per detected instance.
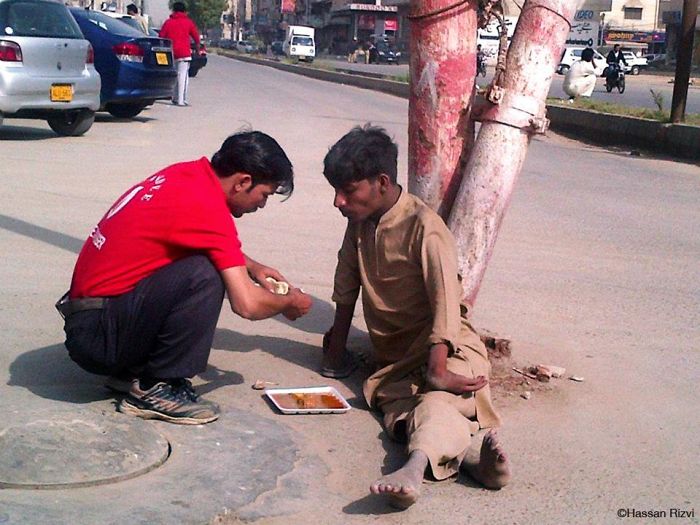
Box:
[218,51,699,162]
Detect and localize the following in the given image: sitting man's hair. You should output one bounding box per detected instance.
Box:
[323,124,398,187]
[126,3,138,13]
[211,131,294,197]
[172,1,186,12]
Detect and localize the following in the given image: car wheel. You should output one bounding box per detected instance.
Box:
[602,67,609,78]
[559,64,570,75]
[631,65,639,75]
[106,103,146,119]
[47,110,95,136]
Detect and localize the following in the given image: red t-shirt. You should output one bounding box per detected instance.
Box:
[70,157,246,298]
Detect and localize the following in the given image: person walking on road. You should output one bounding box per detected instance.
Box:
[57,131,312,425]
[321,125,511,509]
[159,2,200,106]
[126,3,148,34]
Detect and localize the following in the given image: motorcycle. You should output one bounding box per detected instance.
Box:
[605,63,626,94]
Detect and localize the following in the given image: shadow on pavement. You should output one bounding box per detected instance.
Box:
[94,114,155,124]
[196,364,244,395]
[7,343,246,403]
[0,214,83,254]
[271,293,368,341]
[214,328,329,376]
[7,343,111,404]
[0,125,57,141]
[213,327,370,401]
[271,293,335,335]
[342,493,404,515]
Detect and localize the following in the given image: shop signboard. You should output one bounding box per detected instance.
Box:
[604,29,666,43]
[384,19,398,31]
[567,10,600,47]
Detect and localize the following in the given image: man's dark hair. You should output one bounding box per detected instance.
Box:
[172,1,186,12]
[581,47,594,62]
[211,131,294,197]
[323,124,398,188]
[126,3,138,13]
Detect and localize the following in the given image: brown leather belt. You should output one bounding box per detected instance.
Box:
[55,292,108,319]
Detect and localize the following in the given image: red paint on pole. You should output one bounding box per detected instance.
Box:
[408,0,477,220]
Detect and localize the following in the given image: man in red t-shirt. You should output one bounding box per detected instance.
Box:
[159,1,200,106]
[58,131,312,425]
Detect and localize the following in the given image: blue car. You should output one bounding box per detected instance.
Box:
[69,8,176,118]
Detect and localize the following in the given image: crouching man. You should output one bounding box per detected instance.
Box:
[321,125,511,508]
[58,131,312,425]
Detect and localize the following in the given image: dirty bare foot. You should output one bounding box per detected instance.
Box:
[370,450,428,509]
[461,429,511,489]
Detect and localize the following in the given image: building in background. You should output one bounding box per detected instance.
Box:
[661,0,700,64]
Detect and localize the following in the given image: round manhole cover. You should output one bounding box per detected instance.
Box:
[0,411,169,489]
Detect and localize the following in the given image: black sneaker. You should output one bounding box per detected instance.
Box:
[118,378,219,425]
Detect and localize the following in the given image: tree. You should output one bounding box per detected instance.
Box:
[169,0,228,30]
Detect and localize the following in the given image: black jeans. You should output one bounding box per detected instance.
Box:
[63,256,225,379]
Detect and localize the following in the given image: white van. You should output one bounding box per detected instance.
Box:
[283,25,315,62]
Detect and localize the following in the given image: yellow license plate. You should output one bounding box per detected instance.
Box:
[50,84,73,102]
[155,52,169,65]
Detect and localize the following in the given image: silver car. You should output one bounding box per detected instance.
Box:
[0,0,101,135]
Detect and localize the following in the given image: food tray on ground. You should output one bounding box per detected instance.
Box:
[264,386,351,415]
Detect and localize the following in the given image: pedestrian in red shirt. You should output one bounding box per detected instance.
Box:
[159,1,200,106]
[57,131,312,425]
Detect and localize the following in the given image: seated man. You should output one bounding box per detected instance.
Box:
[321,125,511,508]
[58,131,312,425]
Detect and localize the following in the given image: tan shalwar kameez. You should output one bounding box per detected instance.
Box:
[332,190,502,480]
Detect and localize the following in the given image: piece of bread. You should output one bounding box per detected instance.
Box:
[265,277,289,295]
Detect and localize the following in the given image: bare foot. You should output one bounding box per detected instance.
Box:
[461,429,511,489]
[370,450,428,509]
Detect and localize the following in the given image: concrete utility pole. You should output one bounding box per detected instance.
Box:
[670,0,698,123]
[446,0,581,307]
[407,0,477,220]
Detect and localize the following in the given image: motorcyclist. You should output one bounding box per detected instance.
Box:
[605,44,628,84]
[606,44,629,68]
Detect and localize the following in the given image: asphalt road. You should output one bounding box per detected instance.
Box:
[318,54,700,114]
[0,54,698,524]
